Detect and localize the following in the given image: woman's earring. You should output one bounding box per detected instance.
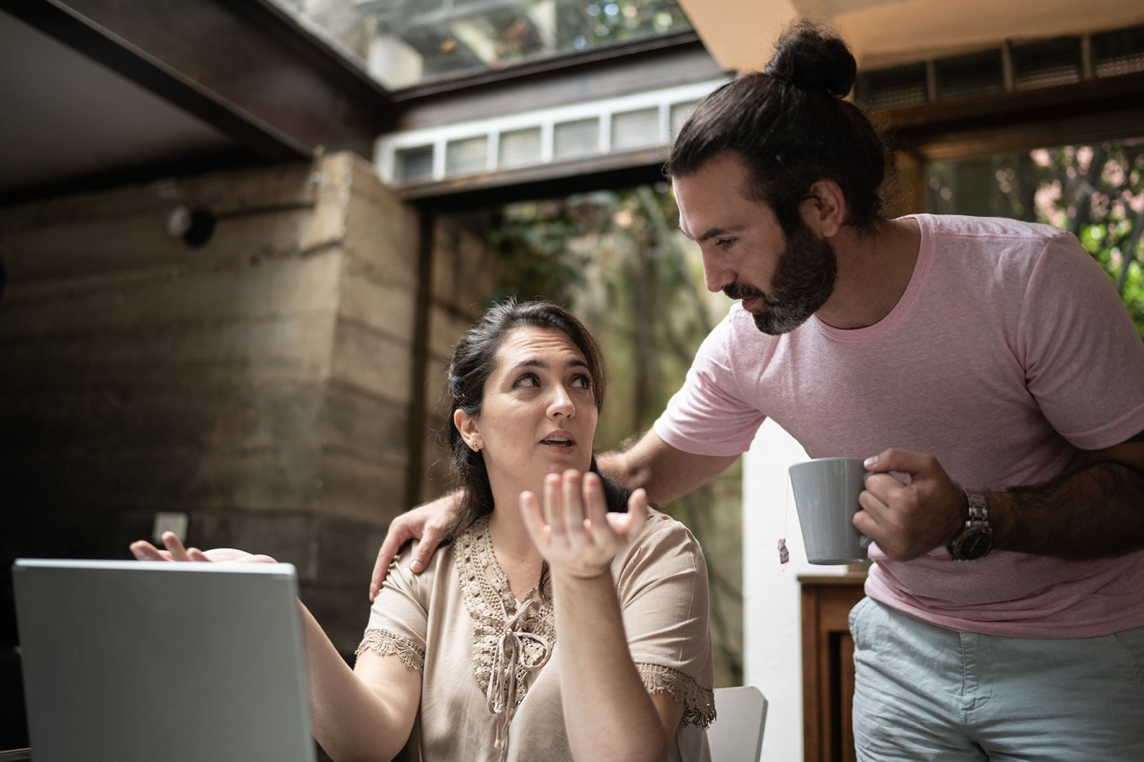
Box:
[469,441,480,452]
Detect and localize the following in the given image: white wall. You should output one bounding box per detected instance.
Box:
[742,420,847,761]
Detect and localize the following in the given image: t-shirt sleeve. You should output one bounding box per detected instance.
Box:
[653,310,768,457]
[355,543,430,672]
[1020,233,1144,450]
[614,512,715,728]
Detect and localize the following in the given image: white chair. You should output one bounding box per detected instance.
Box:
[707,685,768,762]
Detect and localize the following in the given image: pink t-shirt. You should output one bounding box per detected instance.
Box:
[654,214,1144,638]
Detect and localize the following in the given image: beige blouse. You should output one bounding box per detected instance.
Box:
[356,508,715,762]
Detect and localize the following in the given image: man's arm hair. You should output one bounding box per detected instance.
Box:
[990,431,1144,561]
[597,429,739,506]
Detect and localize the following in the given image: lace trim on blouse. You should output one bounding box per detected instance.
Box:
[456,517,555,760]
[355,628,425,672]
[636,663,717,729]
[456,516,556,703]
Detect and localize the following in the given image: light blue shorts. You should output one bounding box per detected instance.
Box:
[849,597,1144,762]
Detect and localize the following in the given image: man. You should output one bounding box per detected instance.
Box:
[373,21,1144,760]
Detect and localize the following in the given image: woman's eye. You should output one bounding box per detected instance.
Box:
[571,374,592,390]
[513,373,539,388]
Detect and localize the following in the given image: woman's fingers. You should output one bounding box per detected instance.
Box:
[582,472,611,542]
[130,537,268,564]
[523,470,646,580]
[129,541,171,561]
[161,532,196,562]
[543,472,561,528]
[561,470,587,540]
[624,489,649,539]
[520,491,549,546]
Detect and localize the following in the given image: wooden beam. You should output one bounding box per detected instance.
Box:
[395,39,723,131]
[878,70,1144,158]
[0,0,396,161]
[401,147,671,212]
[393,31,707,103]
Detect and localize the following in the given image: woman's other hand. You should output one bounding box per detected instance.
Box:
[129,532,276,564]
[520,470,649,579]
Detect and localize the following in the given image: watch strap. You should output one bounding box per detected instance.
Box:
[947,490,993,562]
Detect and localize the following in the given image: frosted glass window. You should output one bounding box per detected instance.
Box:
[553,118,599,159]
[499,128,542,168]
[396,145,434,182]
[445,136,488,176]
[670,101,698,139]
[611,108,660,150]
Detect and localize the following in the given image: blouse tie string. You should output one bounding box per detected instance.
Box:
[486,596,552,761]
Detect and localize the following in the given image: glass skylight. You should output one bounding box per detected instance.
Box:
[270,0,692,90]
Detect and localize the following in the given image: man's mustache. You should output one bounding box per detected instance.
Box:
[723,282,765,301]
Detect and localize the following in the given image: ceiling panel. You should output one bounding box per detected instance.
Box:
[0,8,236,195]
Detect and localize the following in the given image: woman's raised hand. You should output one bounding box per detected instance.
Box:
[520,470,649,579]
[129,532,276,564]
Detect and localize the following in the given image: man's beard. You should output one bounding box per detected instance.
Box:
[723,223,837,335]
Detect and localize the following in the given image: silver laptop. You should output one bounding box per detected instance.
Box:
[12,559,316,762]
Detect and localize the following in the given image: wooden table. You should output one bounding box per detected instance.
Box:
[800,574,867,762]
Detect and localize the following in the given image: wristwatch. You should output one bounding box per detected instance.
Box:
[947,491,993,562]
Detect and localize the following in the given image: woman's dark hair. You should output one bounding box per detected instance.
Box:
[445,299,631,540]
[665,19,893,235]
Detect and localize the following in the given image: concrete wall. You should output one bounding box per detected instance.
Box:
[415,214,497,504]
[0,152,496,692]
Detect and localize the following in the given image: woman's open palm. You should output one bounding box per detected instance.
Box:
[520,470,649,579]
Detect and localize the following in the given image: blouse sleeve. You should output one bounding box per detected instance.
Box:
[613,510,716,728]
[354,542,431,672]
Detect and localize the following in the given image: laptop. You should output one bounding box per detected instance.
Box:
[12,559,316,762]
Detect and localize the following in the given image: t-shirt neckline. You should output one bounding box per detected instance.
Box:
[811,214,933,342]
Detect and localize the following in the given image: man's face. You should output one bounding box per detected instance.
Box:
[673,152,837,335]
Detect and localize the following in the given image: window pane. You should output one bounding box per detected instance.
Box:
[264,0,693,90]
[396,145,434,181]
[611,108,659,150]
[499,128,543,168]
[445,136,488,175]
[554,118,599,158]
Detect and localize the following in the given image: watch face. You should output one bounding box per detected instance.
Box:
[958,531,993,560]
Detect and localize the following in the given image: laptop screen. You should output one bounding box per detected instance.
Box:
[13,559,316,762]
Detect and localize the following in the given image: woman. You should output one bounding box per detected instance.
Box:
[132,300,714,761]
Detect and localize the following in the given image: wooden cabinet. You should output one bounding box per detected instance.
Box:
[800,574,867,762]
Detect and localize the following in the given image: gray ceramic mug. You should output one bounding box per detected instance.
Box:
[788,457,872,565]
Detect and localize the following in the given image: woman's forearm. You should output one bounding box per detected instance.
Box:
[299,603,417,762]
[551,573,671,762]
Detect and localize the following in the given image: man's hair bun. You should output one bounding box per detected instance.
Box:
[763,20,857,98]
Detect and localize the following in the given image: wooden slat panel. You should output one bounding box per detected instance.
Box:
[840,633,857,762]
[800,575,867,762]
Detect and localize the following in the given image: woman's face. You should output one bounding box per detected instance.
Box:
[455,326,598,500]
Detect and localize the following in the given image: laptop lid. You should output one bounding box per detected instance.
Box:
[12,559,316,762]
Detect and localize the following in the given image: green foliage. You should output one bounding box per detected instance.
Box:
[1082,222,1144,336]
[486,185,720,446]
[485,200,594,308]
[928,140,1144,337]
[484,185,744,685]
[554,1,691,50]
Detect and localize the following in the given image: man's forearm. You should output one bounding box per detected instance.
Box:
[990,461,1144,560]
[597,431,738,506]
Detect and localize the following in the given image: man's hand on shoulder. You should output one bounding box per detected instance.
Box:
[855,448,965,562]
[369,493,460,600]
